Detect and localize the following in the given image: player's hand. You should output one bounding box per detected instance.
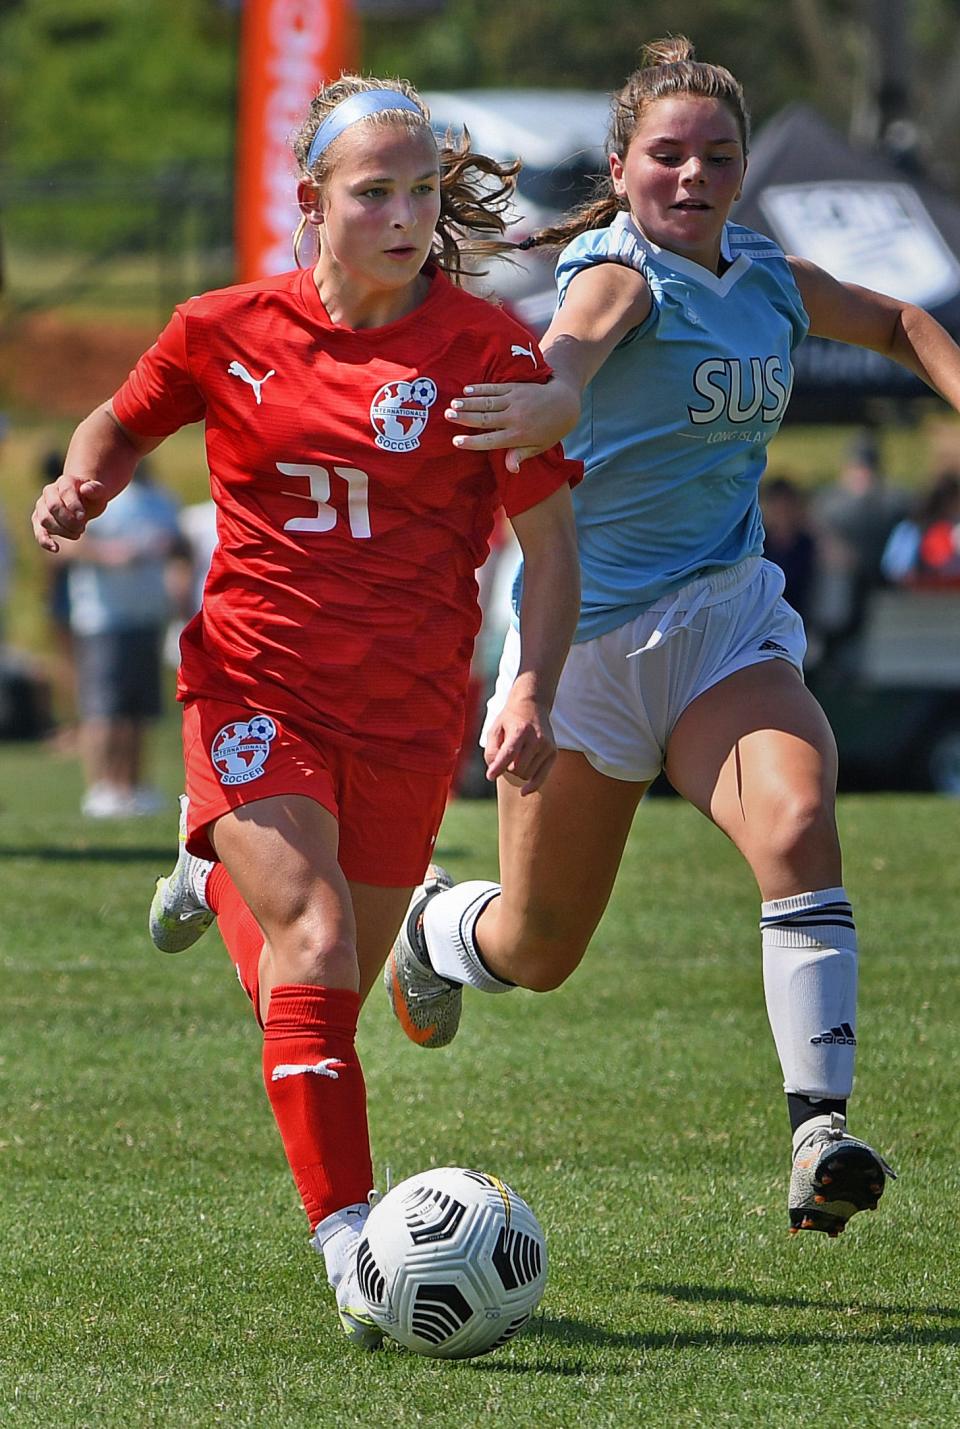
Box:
[445,378,580,473]
[32,476,110,552]
[483,692,557,795]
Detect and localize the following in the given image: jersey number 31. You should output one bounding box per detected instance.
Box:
[278,462,372,540]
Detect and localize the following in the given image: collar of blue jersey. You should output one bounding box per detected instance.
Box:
[616,212,745,293]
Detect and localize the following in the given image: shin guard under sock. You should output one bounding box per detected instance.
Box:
[761,887,858,1102]
[262,983,373,1231]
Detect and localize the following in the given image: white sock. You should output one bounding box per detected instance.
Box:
[310,1202,369,1289]
[761,887,858,1099]
[422,881,514,993]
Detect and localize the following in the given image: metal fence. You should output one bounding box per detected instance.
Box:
[1,165,236,324]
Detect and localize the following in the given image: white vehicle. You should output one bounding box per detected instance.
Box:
[355,1165,548,1358]
[425,88,611,331]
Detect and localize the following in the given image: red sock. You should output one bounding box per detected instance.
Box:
[207,863,264,1023]
[263,983,373,1229]
[206,869,373,1226]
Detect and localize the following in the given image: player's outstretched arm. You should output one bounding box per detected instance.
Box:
[483,484,580,796]
[32,401,159,552]
[446,262,652,472]
[791,256,960,410]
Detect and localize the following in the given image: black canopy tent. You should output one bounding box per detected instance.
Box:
[732,104,960,419]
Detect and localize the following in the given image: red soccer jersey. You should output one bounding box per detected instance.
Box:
[112,265,579,774]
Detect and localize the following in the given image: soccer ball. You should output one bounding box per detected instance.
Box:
[355,1167,547,1359]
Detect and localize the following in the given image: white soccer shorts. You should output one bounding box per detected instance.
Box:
[482,556,807,783]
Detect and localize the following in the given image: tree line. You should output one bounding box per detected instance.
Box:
[3,1,960,212]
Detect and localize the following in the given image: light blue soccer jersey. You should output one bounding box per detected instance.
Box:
[518,212,809,642]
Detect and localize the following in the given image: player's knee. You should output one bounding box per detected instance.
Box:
[265,912,358,988]
[765,788,837,864]
[299,937,358,987]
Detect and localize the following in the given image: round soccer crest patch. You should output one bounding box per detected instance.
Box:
[211,714,277,786]
[370,376,438,452]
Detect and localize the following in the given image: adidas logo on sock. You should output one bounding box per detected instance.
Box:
[809,1022,857,1046]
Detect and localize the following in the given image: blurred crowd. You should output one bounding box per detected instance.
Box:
[762,430,960,662]
[19,448,218,818]
[1,426,959,815]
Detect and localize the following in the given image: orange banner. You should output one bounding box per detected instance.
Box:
[235,0,358,282]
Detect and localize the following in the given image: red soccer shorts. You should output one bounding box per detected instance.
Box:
[181,698,450,887]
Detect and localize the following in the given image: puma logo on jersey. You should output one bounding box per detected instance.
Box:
[270,1058,346,1082]
[511,343,537,367]
[227,360,276,405]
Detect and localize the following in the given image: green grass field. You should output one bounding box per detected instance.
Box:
[1,727,958,1427]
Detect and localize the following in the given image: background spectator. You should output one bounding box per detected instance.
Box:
[810,429,909,640]
[0,415,11,638]
[881,471,960,586]
[163,497,217,668]
[38,449,78,743]
[761,474,817,625]
[60,460,182,817]
[0,502,10,643]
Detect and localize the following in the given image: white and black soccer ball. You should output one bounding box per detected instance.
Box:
[355,1167,547,1359]
[245,714,276,743]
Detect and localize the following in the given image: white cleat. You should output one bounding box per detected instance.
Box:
[335,1253,384,1351]
[788,1111,896,1237]
[313,1201,385,1350]
[148,794,215,953]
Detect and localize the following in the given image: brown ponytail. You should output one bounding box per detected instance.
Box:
[522,36,749,253]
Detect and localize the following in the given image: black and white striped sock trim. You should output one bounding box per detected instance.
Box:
[760,898,856,934]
